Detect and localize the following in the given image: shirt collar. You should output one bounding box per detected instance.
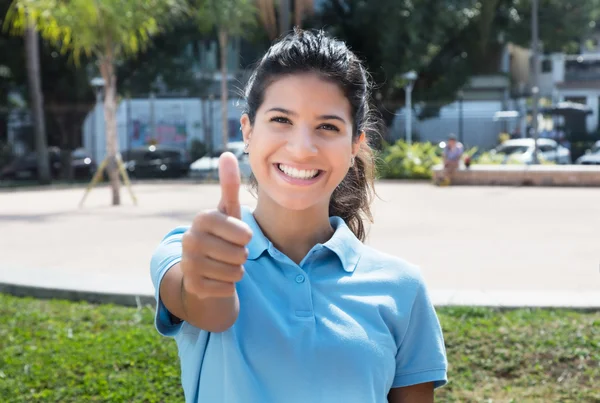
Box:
[242,206,362,272]
[242,206,270,260]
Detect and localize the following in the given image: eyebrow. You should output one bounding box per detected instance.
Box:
[266,107,347,124]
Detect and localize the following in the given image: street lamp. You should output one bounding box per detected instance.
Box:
[403,70,417,145]
[90,77,105,163]
[530,0,540,164]
[457,90,464,145]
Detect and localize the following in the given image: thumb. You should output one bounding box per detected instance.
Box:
[218,152,242,219]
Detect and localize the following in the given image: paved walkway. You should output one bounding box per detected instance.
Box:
[1,181,599,308]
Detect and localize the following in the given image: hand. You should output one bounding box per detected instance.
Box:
[181,152,253,299]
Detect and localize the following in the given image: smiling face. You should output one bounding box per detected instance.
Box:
[241,72,362,213]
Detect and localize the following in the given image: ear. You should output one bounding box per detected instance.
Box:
[352,131,366,156]
[240,114,252,143]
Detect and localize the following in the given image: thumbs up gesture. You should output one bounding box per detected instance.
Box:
[181,152,253,300]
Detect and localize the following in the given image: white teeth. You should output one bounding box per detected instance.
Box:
[278,164,319,179]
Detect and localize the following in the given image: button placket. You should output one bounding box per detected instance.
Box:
[292,270,313,319]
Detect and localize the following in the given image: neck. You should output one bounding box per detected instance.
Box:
[253,192,334,265]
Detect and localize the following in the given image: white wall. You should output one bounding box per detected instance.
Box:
[390,100,523,150]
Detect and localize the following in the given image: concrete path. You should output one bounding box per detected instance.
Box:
[1,181,599,308]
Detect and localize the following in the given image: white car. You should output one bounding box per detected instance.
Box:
[575,140,600,165]
[490,138,571,165]
[189,141,252,179]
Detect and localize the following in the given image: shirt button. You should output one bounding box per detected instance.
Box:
[295,274,305,283]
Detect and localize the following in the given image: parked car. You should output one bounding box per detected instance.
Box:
[121,145,190,179]
[575,140,600,165]
[490,138,571,165]
[189,141,252,179]
[0,147,96,181]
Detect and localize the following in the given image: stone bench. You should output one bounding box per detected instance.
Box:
[432,164,600,186]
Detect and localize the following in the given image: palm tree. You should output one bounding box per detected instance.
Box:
[256,0,314,40]
[195,0,257,150]
[5,0,187,205]
[24,16,50,184]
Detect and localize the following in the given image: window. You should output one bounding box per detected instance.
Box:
[538,144,555,152]
[541,59,552,73]
[496,145,529,155]
[565,96,587,105]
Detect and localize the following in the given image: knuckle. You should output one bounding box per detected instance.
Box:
[220,282,236,296]
[183,274,201,296]
[232,248,248,265]
[191,212,205,229]
[181,231,194,252]
[237,227,253,245]
[232,266,245,282]
[192,210,214,230]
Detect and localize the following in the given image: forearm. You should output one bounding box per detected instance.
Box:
[159,263,239,333]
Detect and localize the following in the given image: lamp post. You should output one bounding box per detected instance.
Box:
[403,70,417,145]
[457,90,464,145]
[90,77,105,163]
[531,0,540,164]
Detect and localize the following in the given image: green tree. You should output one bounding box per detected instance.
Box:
[5,0,187,205]
[194,0,258,149]
[500,0,600,54]
[2,0,51,183]
[309,0,481,129]
[117,18,211,97]
[312,0,600,130]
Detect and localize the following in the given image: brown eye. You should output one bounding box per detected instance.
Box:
[319,124,340,132]
[270,116,291,124]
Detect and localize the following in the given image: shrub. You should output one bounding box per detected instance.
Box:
[378,141,442,180]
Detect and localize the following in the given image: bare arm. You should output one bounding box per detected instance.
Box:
[159,262,239,333]
[157,153,249,333]
[388,382,434,403]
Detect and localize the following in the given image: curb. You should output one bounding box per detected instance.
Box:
[0,283,156,308]
[2,281,599,311]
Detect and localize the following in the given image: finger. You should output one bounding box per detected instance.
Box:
[193,255,245,283]
[191,211,252,246]
[185,231,248,266]
[218,152,241,219]
[197,277,236,298]
[181,266,236,298]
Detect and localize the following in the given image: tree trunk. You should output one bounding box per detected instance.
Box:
[100,58,121,206]
[54,114,73,181]
[257,0,278,40]
[278,0,291,35]
[25,22,51,185]
[218,29,229,150]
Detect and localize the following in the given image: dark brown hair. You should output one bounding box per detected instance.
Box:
[243,28,379,241]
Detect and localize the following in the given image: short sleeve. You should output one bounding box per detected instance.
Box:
[149,226,189,337]
[393,278,448,389]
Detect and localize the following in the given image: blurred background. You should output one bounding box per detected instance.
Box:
[1,0,600,188]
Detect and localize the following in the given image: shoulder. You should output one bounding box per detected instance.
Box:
[357,245,426,289]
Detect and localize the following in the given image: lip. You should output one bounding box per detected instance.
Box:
[273,163,324,186]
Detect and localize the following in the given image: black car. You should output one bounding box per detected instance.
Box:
[0,147,96,181]
[121,145,190,179]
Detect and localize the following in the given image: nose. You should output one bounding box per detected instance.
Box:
[286,125,318,158]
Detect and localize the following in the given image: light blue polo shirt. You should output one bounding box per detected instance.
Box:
[150,206,447,403]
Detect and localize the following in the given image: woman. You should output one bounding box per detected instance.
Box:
[151,29,447,403]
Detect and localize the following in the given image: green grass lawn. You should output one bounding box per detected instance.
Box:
[0,293,598,403]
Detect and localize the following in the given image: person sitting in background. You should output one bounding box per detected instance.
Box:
[439,133,463,186]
